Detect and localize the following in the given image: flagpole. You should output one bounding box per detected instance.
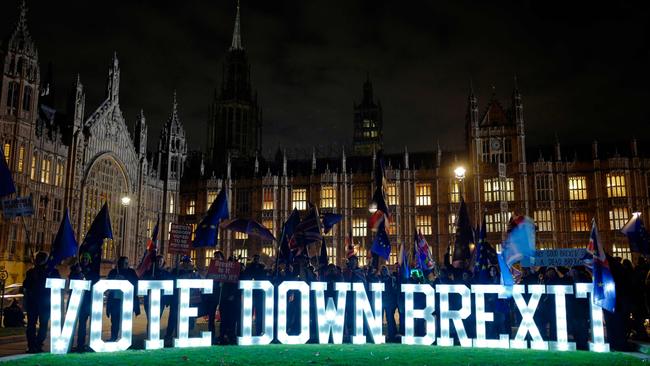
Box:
[274,223,286,280]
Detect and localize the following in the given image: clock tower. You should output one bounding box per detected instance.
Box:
[465,80,528,233]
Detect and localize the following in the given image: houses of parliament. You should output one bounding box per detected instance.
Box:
[0,1,647,283]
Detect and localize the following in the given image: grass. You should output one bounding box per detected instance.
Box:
[3,344,645,366]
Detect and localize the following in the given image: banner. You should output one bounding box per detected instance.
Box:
[168,223,192,254]
[206,260,240,283]
[1,196,34,219]
[521,248,587,267]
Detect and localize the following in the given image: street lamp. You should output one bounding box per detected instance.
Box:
[368,201,378,214]
[454,166,466,181]
[120,195,130,257]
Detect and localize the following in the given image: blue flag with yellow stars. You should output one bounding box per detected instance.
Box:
[193,189,229,248]
[473,218,491,284]
[589,220,616,313]
[371,221,391,260]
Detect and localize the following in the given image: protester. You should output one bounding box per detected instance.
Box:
[106,256,141,342]
[23,251,60,353]
[71,252,99,352]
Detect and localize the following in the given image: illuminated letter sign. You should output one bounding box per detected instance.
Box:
[175,279,213,347]
[311,282,349,344]
[352,282,385,344]
[437,284,472,347]
[575,283,609,352]
[471,284,509,349]
[401,284,436,345]
[137,280,174,350]
[90,280,134,353]
[546,285,575,351]
[277,281,310,344]
[511,285,547,350]
[47,279,90,354]
[238,280,274,345]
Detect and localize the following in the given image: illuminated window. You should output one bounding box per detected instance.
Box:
[483,178,514,202]
[568,176,587,200]
[102,238,115,262]
[55,161,64,187]
[262,218,274,239]
[190,250,197,264]
[606,173,626,198]
[448,213,457,234]
[40,157,51,184]
[233,248,247,261]
[292,188,307,210]
[3,142,10,164]
[204,248,216,268]
[30,152,37,180]
[612,243,632,262]
[416,215,432,235]
[327,244,336,264]
[485,213,508,233]
[17,145,24,173]
[609,208,628,230]
[207,190,219,207]
[321,186,336,208]
[190,223,197,241]
[234,232,248,240]
[386,183,399,206]
[571,212,589,232]
[262,245,275,258]
[352,186,368,208]
[387,246,398,265]
[416,183,431,206]
[169,195,174,214]
[186,199,196,215]
[535,175,553,201]
[352,217,366,238]
[357,246,368,267]
[262,187,274,210]
[534,210,553,232]
[450,182,460,203]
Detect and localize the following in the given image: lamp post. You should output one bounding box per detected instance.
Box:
[120,195,131,257]
[454,166,466,197]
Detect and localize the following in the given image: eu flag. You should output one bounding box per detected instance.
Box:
[193,189,229,248]
[371,221,391,260]
[279,209,301,263]
[49,208,78,269]
[0,150,16,197]
[321,212,343,234]
[621,213,650,255]
[473,218,491,284]
[79,202,113,275]
[223,218,275,241]
[589,220,616,313]
[452,198,474,266]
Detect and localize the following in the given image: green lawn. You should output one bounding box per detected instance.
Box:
[4,344,644,366]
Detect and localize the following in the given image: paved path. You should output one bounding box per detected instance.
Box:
[0,305,211,357]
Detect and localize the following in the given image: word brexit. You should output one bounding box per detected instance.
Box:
[46,279,609,354]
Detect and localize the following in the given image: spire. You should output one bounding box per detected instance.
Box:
[8,0,36,57]
[254,152,259,175]
[404,146,409,170]
[230,0,243,51]
[107,52,120,102]
[342,146,347,173]
[311,147,317,173]
[283,149,288,176]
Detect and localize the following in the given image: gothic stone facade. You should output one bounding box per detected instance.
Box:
[0,3,186,283]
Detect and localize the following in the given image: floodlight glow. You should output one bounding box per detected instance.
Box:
[437,284,472,347]
[277,281,310,344]
[471,285,510,349]
[138,280,174,349]
[546,285,576,351]
[575,283,610,352]
[238,280,274,345]
[90,280,134,352]
[401,284,436,345]
[352,282,385,344]
[311,282,349,344]
[174,279,213,348]
[46,279,90,354]
[510,285,547,350]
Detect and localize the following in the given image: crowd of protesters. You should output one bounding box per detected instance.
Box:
[16,248,650,353]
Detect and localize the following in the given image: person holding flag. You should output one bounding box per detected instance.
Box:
[193,189,229,248]
[23,251,60,353]
[78,202,114,276]
[137,217,159,277]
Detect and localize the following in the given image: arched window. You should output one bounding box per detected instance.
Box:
[6,82,19,114]
[17,145,25,173]
[22,86,32,112]
[30,151,38,181]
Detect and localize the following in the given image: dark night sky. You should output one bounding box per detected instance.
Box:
[2,1,650,157]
